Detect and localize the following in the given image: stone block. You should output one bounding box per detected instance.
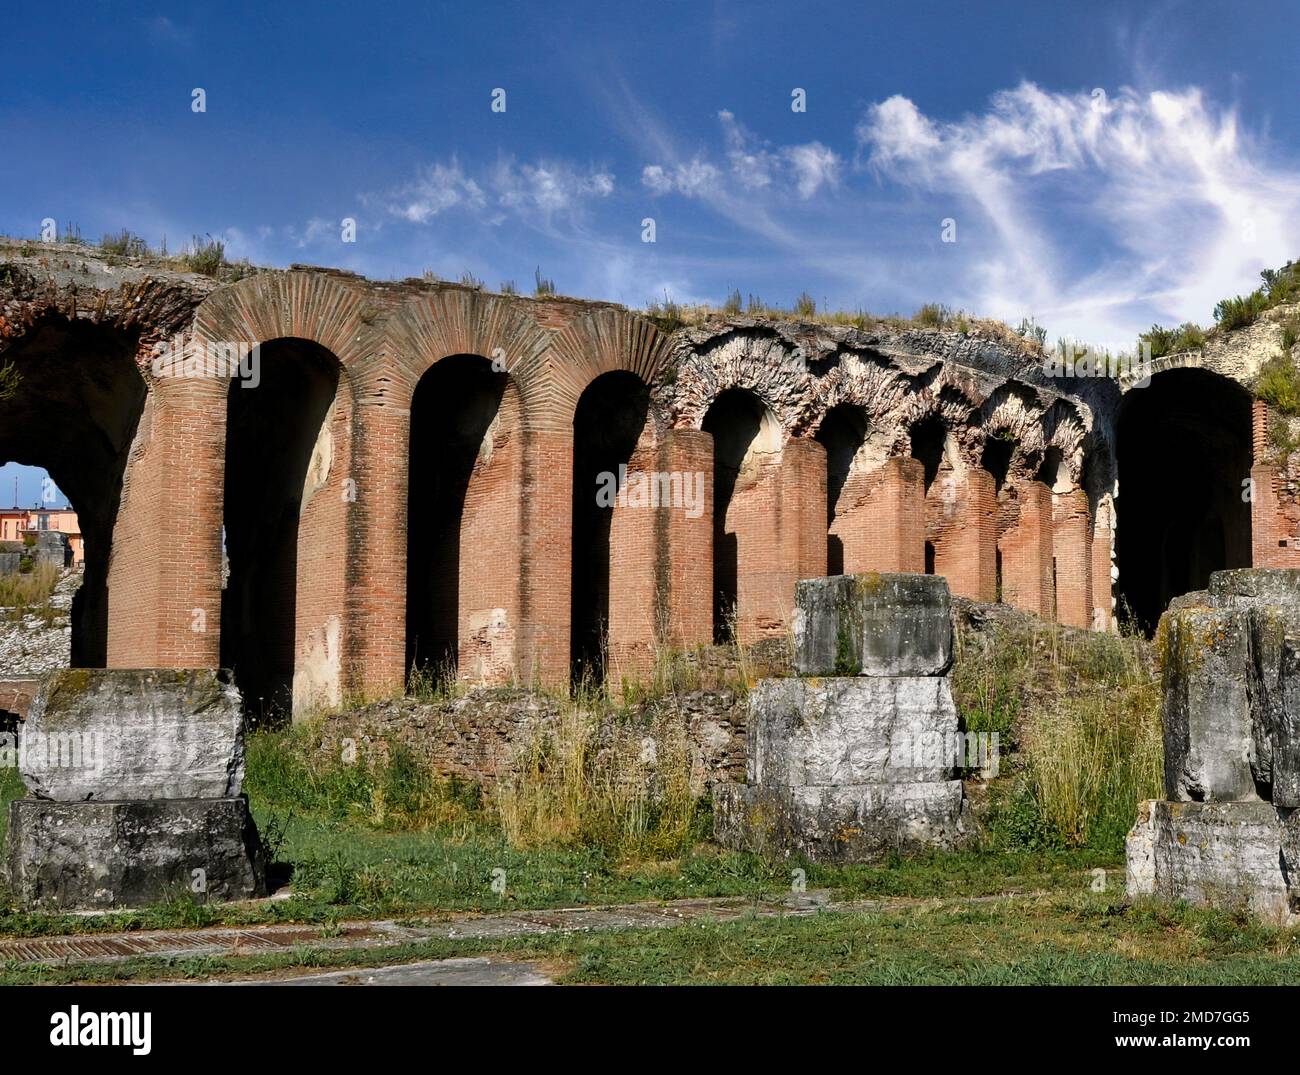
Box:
[1125,800,1291,924]
[1160,606,1257,802]
[792,573,952,677]
[1208,568,1300,607]
[6,796,266,910]
[748,675,958,786]
[19,668,245,802]
[714,780,968,862]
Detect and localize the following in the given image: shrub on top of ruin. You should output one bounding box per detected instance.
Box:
[499,280,518,295]
[98,229,148,258]
[722,288,742,315]
[794,291,817,318]
[914,303,954,328]
[645,292,684,333]
[458,271,483,290]
[182,234,226,277]
[1138,322,1205,360]
[1262,261,1300,305]
[1255,351,1300,416]
[1214,288,1269,331]
[534,267,556,297]
[1014,316,1047,347]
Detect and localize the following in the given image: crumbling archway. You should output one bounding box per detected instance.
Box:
[1116,368,1252,634]
[0,317,146,667]
[221,338,346,720]
[570,371,651,687]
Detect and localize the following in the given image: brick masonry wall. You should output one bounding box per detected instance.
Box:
[75,273,1127,713]
[1052,487,1093,629]
[1000,481,1054,617]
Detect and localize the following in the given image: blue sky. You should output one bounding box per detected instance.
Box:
[2,0,1300,503]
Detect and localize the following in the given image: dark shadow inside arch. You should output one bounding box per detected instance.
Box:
[982,436,1014,493]
[816,403,869,576]
[221,338,340,722]
[1116,368,1252,635]
[406,355,507,681]
[702,388,767,643]
[0,316,145,667]
[570,371,650,688]
[910,416,946,492]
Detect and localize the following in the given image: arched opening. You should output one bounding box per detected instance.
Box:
[1116,368,1252,634]
[0,317,145,667]
[221,338,343,721]
[701,388,781,643]
[815,404,869,575]
[909,416,946,493]
[570,371,651,687]
[982,436,1014,494]
[406,356,509,682]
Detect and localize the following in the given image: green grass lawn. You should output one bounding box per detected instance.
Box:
[6,893,1300,986]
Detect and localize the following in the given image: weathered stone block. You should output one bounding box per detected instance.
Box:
[1125,800,1292,924]
[792,573,952,677]
[1209,568,1300,607]
[20,668,245,802]
[748,675,958,786]
[714,780,968,862]
[6,796,266,910]
[1160,606,1257,802]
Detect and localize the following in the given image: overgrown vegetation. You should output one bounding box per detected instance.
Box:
[0,561,61,618]
[952,614,1162,853]
[182,234,226,277]
[1138,321,1205,359]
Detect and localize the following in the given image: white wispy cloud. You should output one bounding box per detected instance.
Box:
[643,110,842,203]
[858,83,1300,343]
[371,156,613,225]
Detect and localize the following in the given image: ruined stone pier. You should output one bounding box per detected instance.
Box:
[715,573,970,861]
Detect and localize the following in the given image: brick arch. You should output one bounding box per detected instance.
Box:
[386,287,552,408]
[192,271,375,368]
[978,382,1048,475]
[665,327,812,437]
[542,307,671,432]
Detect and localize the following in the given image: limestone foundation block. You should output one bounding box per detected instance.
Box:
[714,780,968,862]
[792,574,952,677]
[749,675,959,786]
[1126,800,1293,924]
[19,668,245,802]
[6,797,267,910]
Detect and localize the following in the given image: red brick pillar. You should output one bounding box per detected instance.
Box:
[934,469,997,601]
[518,427,573,689]
[1251,400,1292,568]
[1000,482,1054,617]
[345,362,412,698]
[108,372,225,669]
[1090,496,1114,631]
[1053,488,1092,628]
[457,389,527,687]
[658,429,712,649]
[854,457,925,573]
[781,437,828,589]
[607,434,660,685]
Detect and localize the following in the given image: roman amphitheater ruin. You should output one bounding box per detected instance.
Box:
[0,240,1294,720]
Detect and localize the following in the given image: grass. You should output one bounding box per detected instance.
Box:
[951,613,1162,853]
[1255,350,1300,415]
[0,560,61,618]
[5,891,1300,985]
